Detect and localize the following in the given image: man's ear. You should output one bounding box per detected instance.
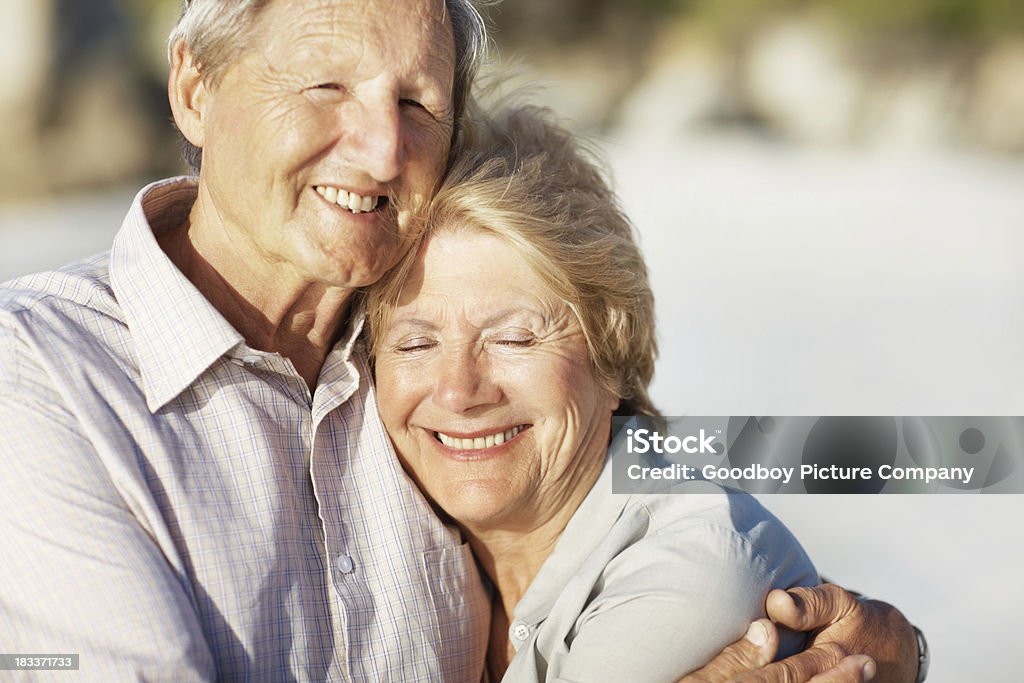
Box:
[168,38,208,150]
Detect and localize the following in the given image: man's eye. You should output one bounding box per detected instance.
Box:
[399,98,425,110]
[304,83,346,98]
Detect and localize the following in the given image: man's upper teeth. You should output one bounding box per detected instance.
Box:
[437,426,523,450]
[315,186,378,213]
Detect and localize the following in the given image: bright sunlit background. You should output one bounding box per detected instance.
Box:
[2,1,1023,679]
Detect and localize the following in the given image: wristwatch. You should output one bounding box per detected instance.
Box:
[912,625,929,682]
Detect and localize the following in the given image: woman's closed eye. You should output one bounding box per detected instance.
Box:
[393,336,438,353]
[491,333,536,348]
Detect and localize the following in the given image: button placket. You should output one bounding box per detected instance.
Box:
[509,621,532,642]
[334,553,355,576]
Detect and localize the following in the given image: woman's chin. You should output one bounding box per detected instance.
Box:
[434,481,521,530]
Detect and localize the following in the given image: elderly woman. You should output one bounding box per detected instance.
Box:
[367,104,817,682]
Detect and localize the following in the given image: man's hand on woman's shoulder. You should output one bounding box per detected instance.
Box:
[679,584,920,683]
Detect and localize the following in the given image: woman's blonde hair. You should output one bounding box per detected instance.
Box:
[367,103,659,416]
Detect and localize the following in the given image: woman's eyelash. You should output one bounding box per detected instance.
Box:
[394,339,437,353]
[495,337,535,347]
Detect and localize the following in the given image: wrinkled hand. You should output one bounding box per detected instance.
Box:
[677,617,874,683]
[679,584,918,683]
[765,585,917,683]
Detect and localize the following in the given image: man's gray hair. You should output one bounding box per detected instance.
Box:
[168,0,489,172]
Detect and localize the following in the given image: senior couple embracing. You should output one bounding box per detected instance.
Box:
[0,1,923,681]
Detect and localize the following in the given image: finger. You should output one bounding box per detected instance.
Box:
[766,585,859,632]
[808,655,877,683]
[730,642,848,683]
[679,620,780,683]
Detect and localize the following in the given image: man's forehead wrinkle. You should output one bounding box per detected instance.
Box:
[253,2,365,64]
[259,2,453,95]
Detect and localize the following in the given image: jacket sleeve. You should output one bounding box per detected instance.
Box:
[509,496,817,683]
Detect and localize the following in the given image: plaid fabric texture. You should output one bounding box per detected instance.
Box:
[0,178,489,682]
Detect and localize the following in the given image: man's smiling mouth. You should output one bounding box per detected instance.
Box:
[314,185,386,214]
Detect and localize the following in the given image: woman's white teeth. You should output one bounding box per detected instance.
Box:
[437,425,523,450]
[315,186,379,214]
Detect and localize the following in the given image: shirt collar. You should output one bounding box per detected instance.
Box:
[511,418,638,627]
[312,312,366,417]
[110,177,246,412]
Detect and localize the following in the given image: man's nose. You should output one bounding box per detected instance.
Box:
[346,97,406,183]
[433,348,501,414]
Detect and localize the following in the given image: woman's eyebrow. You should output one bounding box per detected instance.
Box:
[477,308,535,327]
[386,305,553,333]
[486,301,573,326]
[386,317,439,332]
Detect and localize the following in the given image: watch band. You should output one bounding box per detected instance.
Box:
[912,625,929,682]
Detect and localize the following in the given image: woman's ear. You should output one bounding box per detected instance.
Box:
[168,39,208,150]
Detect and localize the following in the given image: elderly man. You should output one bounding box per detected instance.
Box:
[0,0,921,680]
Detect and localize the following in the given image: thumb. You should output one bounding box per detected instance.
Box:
[679,620,779,683]
[766,586,858,632]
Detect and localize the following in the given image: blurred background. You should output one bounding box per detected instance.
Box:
[2,0,1022,679]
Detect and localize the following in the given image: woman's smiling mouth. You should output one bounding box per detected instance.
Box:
[434,425,530,450]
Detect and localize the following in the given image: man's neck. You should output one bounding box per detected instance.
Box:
[158,212,354,392]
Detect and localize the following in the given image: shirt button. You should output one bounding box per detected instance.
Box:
[509,621,531,642]
[242,355,261,365]
[335,553,355,575]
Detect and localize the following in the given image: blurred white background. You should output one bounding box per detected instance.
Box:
[3,0,1024,679]
[612,131,1024,681]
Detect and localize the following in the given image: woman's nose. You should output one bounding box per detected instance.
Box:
[433,348,501,414]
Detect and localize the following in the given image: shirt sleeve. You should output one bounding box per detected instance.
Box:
[535,502,817,683]
[0,344,216,681]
